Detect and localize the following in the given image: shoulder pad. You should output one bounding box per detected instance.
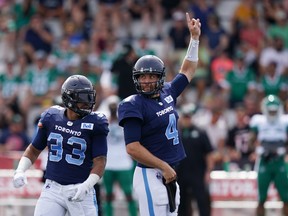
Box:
[88,112,109,135]
[249,114,264,127]
[118,95,143,127]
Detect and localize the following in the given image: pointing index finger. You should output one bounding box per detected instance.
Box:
[186,12,191,22]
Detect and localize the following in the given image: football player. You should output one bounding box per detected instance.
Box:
[250,94,288,216]
[118,13,201,215]
[13,75,109,216]
[102,95,137,216]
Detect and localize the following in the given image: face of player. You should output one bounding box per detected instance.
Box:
[66,102,92,120]
[77,102,92,113]
[138,74,159,93]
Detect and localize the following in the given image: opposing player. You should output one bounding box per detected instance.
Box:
[102,95,137,216]
[118,13,201,215]
[250,94,288,216]
[13,75,109,216]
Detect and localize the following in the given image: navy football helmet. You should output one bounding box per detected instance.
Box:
[132,55,165,96]
[61,75,96,117]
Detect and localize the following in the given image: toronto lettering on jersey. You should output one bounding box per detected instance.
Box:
[55,125,81,136]
[156,106,173,117]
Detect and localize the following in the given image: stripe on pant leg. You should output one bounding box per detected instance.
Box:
[142,168,155,216]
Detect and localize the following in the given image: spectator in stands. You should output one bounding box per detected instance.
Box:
[220,51,257,108]
[21,50,61,138]
[243,93,261,117]
[239,17,265,55]
[210,49,233,88]
[257,60,288,101]
[262,0,283,25]
[0,59,23,113]
[0,114,30,152]
[259,36,288,77]
[267,9,288,48]
[189,0,216,35]
[96,0,122,38]
[229,0,259,55]
[135,34,156,57]
[189,35,211,104]
[194,93,229,170]
[166,10,190,66]
[98,38,122,98]
[226,104,254,171]
[110,44,138,99]
[51,37,78,74]
[37,0,64,19]
[12,0,36,33]
[123,0,164,39]
[177,103,214,216]
[68,4,93,41]
[204,13,229,59]
[78,58,103,109]
[22,13,53,62]
[0,11,17,63]
[22,50,59,109]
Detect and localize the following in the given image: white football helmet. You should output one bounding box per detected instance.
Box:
[261,94,283,123]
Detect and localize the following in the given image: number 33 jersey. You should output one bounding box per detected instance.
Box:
[118,74,188,166]
[32,105,109,185]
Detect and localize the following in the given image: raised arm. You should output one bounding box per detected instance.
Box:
[180,13,201,82]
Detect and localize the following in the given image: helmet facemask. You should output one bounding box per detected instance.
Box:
[62,89,96,117]
[132,55,166,96]
[133,72,165,96]
[261,95,283,123]
[61,75,96,118]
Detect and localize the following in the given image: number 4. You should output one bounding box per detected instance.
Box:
[165,113,179,145]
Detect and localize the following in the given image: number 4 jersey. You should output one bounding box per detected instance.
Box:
[32,105,109,185]
[118,73,188,166]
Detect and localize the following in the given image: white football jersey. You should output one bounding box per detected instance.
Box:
[249,114,288,142]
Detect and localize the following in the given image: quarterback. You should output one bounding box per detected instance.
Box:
[118,13,201,215]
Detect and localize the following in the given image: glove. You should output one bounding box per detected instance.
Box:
[277,147,286,156]
[255,146,264,155]
[13,171,27,188]
[70,182,90,202]
[69,174,100,202]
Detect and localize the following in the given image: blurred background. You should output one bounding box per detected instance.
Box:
[0,0,288,215]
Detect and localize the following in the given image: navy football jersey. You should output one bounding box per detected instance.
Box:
[118,73,188,166]
[32,105,109,185]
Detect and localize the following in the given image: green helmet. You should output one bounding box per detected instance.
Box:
[261,94,282,122]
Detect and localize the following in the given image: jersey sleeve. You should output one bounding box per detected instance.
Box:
[31,108,50,150]
[169,73,189,99]
[91,113,109,158]
[249,115,261,133]
[118,95,143,127]
[93,112,109,135]
[283,115,288,133]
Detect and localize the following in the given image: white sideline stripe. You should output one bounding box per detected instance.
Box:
[212,201,283,209]
[0,199,37,206]
[0,169,43,177]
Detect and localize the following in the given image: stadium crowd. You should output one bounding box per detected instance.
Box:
[1,0,288,215]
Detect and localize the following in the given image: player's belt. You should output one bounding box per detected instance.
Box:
[137,163,153,168]
[137,163,178,169]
